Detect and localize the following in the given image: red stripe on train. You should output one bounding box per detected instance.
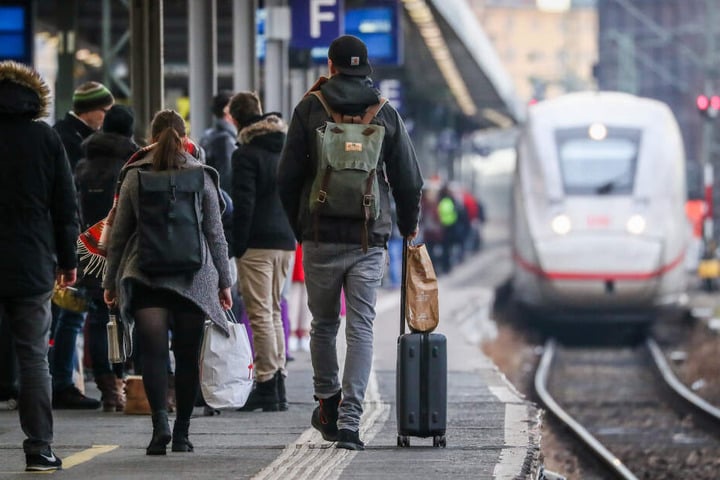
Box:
[512,249,685,281]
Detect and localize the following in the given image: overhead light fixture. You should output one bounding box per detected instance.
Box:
[536,0,571,12]
[402,0,478,117]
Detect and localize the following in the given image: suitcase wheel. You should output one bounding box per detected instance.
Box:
[397,435,410,447]
[433,435,446,448]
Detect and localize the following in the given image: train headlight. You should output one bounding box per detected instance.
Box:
[626,214,646,235]
[551,214,572,235]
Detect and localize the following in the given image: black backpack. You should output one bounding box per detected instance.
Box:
[137,168,205,275]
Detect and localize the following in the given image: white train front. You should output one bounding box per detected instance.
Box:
[510,91,689,321]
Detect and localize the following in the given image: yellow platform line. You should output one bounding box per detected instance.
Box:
[62,445,118,469]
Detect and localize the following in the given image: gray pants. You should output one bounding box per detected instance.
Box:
[303,243,385,432]
[0,291,53,454]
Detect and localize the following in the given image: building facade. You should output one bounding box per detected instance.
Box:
[469,0,598,103]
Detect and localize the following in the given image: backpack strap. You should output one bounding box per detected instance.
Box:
[361,98,388,124]
[310,91,388,125]
[310,91,343,123]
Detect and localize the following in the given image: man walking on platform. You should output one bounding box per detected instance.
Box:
[278,35,423,450]
[0,60,80,471]
[51,81,114,410]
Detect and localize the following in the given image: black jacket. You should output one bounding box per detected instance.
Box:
[54,112,96,172]
[0,62,79,296]
[279,74,423,246]
[231,114,296,258]
[76,132,138,230]
[200,118,236,193]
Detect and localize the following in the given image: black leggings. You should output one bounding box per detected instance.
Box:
[134,307,205,422]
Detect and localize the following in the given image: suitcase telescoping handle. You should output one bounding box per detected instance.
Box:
[400,237,409,336]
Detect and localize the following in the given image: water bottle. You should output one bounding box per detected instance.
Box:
[107,311,125,364]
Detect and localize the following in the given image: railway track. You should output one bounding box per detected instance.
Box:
[535,338,720,480]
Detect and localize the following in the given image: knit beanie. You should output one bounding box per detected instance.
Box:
[72,81,114,114]
[102,105,135,137]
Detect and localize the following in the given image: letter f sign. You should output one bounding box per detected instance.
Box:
[310,0,336,38]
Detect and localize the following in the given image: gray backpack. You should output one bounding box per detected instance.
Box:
[309,91,387,250]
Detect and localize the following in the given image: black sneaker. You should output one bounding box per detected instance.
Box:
[52,385,101,410]
[336,428,365,451]
[26,447,62,471]
[310,391,341,441]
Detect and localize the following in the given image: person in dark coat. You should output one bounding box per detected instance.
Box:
[75,104,139,413]
[54,81,115,171]
[229,92,296,413]
[50,81,114,410]
[0,60,79,472]
[278,35,423,451]
[199,91,237,193]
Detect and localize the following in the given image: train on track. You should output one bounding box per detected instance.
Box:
[509,91,689,323]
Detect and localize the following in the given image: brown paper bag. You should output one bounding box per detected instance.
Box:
[405,243,439,333]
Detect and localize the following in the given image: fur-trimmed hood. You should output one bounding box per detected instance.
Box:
[238,114,287,151]
[0,61,50,119]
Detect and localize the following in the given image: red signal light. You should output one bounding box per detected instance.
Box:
[711,96,720,110]
[697,94,710,111]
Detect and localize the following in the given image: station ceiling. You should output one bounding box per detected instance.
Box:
[395,0,524,130]
[34,0,523,131]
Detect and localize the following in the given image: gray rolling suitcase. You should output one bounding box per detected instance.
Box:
[396,240,447,447]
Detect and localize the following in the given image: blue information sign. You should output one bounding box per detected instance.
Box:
[0,2,33,65]
[345,2,402,66]
[290,0,343,50]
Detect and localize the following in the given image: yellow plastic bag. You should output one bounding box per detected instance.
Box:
[699,259,720,279]
[51,284,89,313]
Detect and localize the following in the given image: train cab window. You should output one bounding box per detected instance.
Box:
[555,127,641,195]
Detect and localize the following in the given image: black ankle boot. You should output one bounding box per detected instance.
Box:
[311,391,341,441]
[275,371,288,411]
[146,410,171,455]
[237,377,279,412]
[171,418,194,452]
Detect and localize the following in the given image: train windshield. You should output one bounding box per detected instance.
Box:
[555,127,641,195]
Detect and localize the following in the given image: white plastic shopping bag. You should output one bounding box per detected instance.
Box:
[199,310,254,409]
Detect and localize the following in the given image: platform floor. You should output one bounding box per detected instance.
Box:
[0,233,542,479]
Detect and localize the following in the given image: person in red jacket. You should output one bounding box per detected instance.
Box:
[288,244,311,352]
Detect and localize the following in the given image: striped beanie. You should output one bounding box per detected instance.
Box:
[72,81,114,114]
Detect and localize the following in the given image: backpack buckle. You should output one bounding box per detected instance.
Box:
[363,195,373,207]
[317,190,327,203]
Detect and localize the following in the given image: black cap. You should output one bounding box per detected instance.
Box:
[328,35,372,77]
[102,105,135,137]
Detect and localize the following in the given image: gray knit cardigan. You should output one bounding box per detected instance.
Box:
[102,153,233,334]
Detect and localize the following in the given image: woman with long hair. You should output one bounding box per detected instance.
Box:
[102,109,232,455]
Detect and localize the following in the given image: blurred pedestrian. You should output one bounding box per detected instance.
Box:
[0,319,18,408]
[75,105,139,412]
[229,92,295,412]
[102,110,232,455]
[278,35,423,450]
[199,91,236,192]
[51,81,114,410]
[0,60,79,471]
[54,81,115,171]
[198,90,244,371]
[287,244,311,352]
[437,184,459,273]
